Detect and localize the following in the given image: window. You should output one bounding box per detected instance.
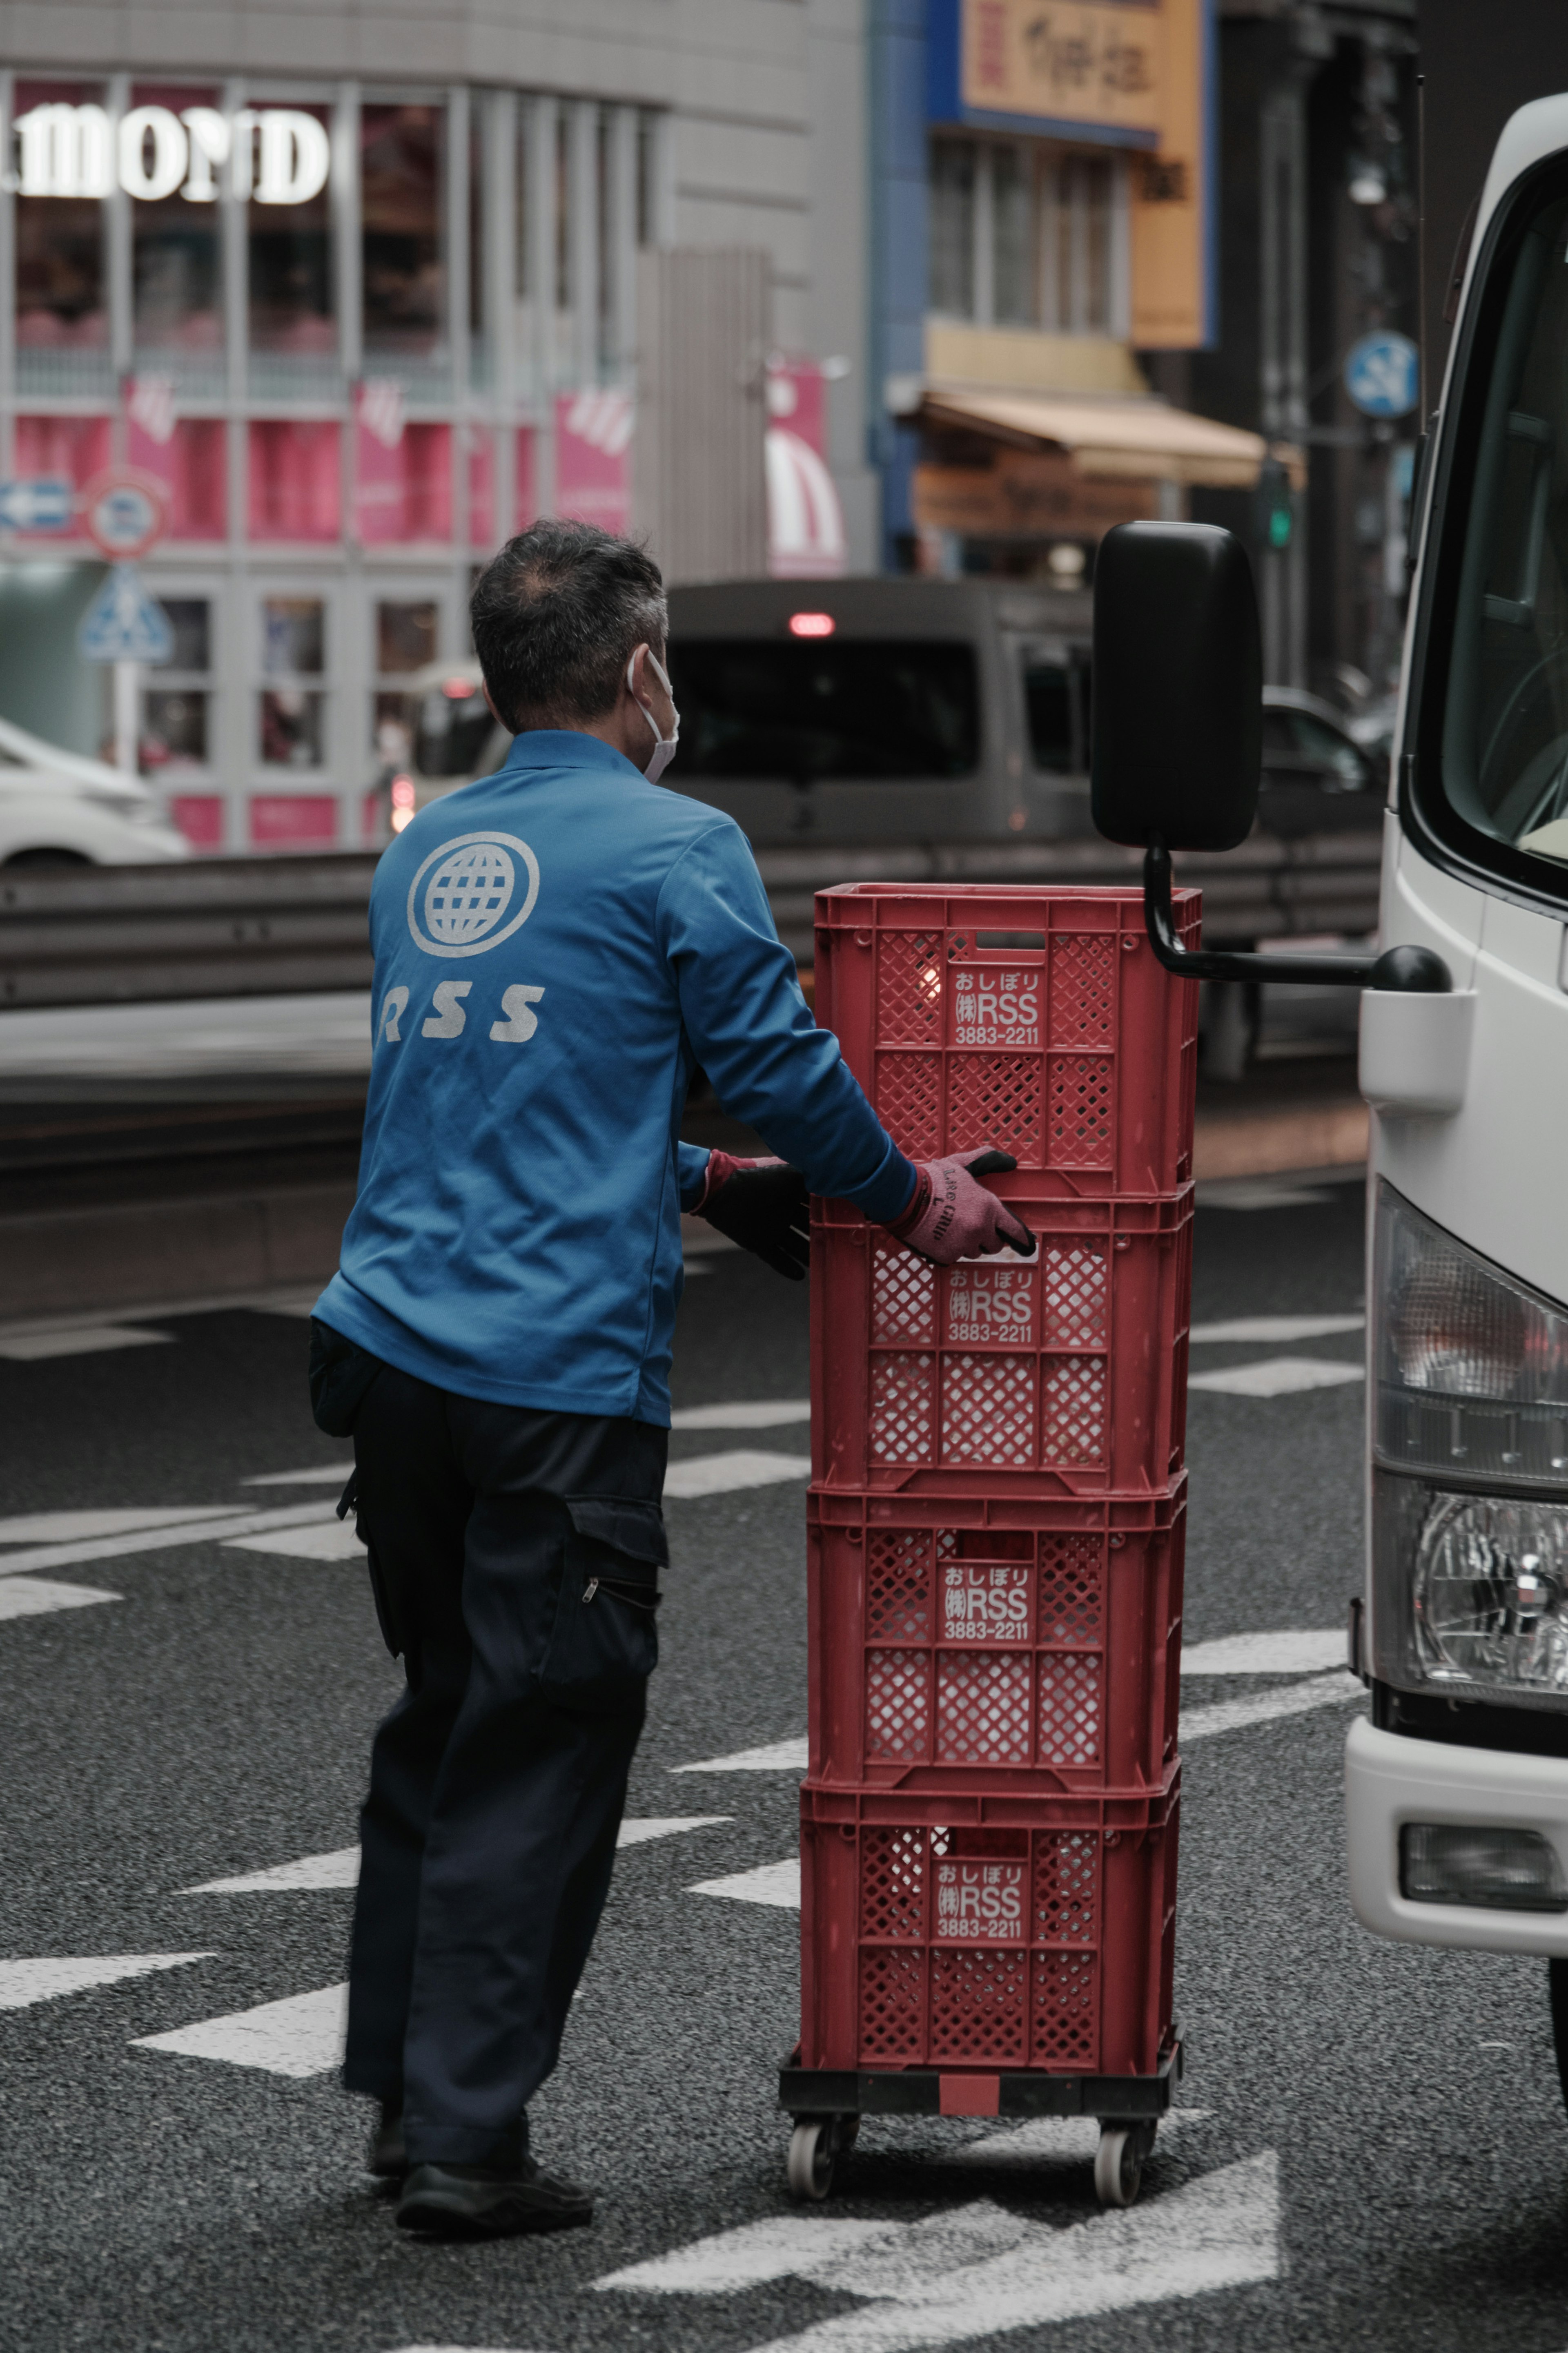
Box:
[362,102,446,367]
[372,598,438,764]
[130,83,223,377]
[248,101,334,379]
[929,136,1126,337]
[669,640,982,781]
[143,597,214,778]
[13,80,111,393]
[1020,647,1091,774]
[259,595,326,768]
[930,140,976,319]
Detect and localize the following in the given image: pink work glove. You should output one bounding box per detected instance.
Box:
[883,1149,1036,1265]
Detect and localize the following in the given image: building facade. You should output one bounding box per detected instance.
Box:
[0,0,874,852]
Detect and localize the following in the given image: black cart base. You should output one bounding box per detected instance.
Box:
[779,2041,1182,2207]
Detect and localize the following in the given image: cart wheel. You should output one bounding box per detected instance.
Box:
[788,2118,837,2201]
[1094,2126,1143,2209]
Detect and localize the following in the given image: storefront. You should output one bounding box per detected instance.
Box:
[0,76,670,849]
[871,0,1278,580]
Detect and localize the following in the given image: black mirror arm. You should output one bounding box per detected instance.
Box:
[1143,839,1452,992]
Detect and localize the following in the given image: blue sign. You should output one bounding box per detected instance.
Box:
[77,564,174,665]
[1345,332,1419,419]
[0,475,74,532]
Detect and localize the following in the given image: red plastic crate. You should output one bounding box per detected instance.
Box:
[798,1775,1179,2078]
[806,1487,1184,1793]
[811,1191,1193,1495]
[813,884,1201,1198]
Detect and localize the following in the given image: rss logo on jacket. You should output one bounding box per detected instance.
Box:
[406,832,541,957]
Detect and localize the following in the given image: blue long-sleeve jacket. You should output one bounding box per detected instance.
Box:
[314,729,916,1423]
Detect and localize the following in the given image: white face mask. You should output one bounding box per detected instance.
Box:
[628,648,680,784]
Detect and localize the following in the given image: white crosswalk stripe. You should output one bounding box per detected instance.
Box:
[225,1521,363,1561]
[182,1818,732,1892]
[1182,1671,1364,1742]
[0,1954,213,2011]
[0,1502,337,1580]
[596,2154,1281,2347]
[1182,1628,1343,1675]
[1188,1356,1363,1397]
[674,1736,810,1774]
[664,1450,812,1500]
[0,1577,120,1622]
[243,1464,353,1487]
[134,1982,347,2078]
[689,1858,801,1908]
[0,1325,174,1362]
[1188,1314,1362,1344]
[671,1401,811,1430]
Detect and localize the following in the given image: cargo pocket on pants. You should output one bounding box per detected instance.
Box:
[539,1496,666,1713]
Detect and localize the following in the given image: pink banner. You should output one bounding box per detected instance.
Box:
[766,358,847,579]
[249,422,341,543]
[127,415,226,540]
[554,392,632,534]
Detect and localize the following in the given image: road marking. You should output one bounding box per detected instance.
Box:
[672,1401,811,1430]
[1198,1168,1361,1210]
[598,2153,1279,2349]
[1182,1628,1344,1675]
[690,1858,801,1909]
[0,1953,214,2011]
[617,1815,733,1848]
[0,1506,249,1546]
[134,1981,347,2078]
[183,1817,733,1895]
[184,1847,360,1893]
[1182,1671,1364,1742]
[673,1736,809,1774]
[0,1325,174,1362]
[243,1464,353,1487]
[1189,1313,1363,1344]
[950,2112,1210,2167]
[1187,1355,1363,1397]
[0,1577,120,1621]
[664,1450,812,1500]
[225,1520,363,1562]
[0,1501,337,1580]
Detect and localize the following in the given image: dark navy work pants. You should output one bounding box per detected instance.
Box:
[342,1360,668,2168]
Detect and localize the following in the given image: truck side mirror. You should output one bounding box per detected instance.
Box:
[1090,522,1263,852]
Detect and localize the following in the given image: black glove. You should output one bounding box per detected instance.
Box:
[695,1152,809,1281]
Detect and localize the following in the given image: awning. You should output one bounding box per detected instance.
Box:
[921,388,1305,491]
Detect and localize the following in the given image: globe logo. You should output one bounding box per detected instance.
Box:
[406,830,540,958]
[425,840,515,946]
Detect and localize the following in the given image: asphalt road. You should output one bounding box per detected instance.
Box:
[2,1174,1565,2353]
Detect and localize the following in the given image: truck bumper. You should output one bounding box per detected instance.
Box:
[1346,1716,1568,1955]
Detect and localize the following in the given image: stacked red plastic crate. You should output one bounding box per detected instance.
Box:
[800,883,1200,2099]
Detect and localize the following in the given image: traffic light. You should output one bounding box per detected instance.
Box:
[1254,456,1294,552]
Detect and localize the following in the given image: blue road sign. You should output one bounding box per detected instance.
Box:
[1344,332,1419,419]
[76,563,174,665]
[0,475,74,532]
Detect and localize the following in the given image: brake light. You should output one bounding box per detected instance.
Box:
[789,612,835,638]
[442,676,475,699]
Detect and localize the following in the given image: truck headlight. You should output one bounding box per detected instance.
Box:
[1372,1184,1568,1708]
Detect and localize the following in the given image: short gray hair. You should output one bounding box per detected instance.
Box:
[469,520,668,732]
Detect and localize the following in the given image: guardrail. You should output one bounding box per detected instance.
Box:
[0,833,1382,1012]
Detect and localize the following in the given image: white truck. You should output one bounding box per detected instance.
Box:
[1341,97,1568,2065]
[1089,92,1568,2110]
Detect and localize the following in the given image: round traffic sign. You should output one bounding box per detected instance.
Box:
[1343,332,1419,420]
[81,467,168,560]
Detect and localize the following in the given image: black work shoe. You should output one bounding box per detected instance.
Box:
[368,2101,406,2180]
[395,2155,593,2240]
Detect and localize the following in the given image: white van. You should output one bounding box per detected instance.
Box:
[0,714,188,868]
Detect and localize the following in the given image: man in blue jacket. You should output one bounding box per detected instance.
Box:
[310,520,1031,2241]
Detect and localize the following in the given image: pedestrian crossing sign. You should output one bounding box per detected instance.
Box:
[76,562,174,665]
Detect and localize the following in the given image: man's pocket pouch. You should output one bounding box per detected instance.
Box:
[540,1496,667,1713]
